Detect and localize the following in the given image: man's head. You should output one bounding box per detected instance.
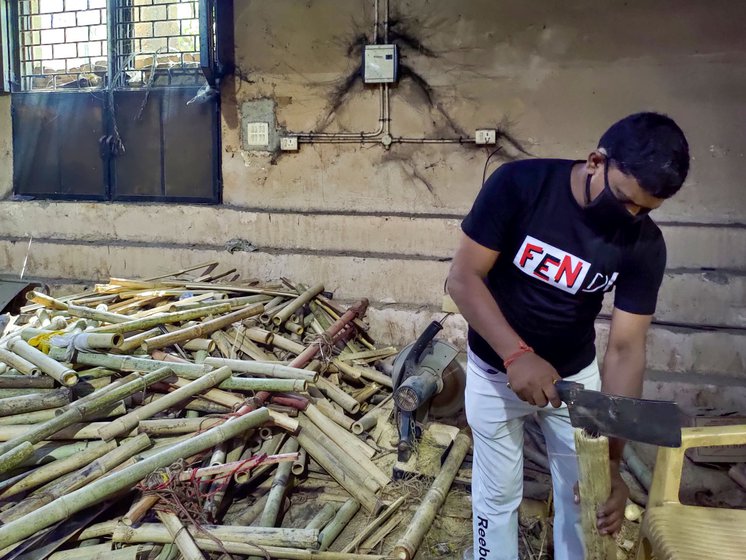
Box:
[584,112,690,218]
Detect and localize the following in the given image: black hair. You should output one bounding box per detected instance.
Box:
[599,112,690,199]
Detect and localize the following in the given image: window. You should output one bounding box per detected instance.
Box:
[2,0,230,202]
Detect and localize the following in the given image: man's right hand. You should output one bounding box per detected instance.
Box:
[506,353,562,407]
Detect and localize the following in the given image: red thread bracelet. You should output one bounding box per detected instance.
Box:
[503,341,534,369]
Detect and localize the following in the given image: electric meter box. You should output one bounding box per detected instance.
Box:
[363,44,399,84]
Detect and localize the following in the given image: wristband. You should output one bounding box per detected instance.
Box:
[503,341,534,369]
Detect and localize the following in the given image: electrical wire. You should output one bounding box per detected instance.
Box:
[482,146,503,187]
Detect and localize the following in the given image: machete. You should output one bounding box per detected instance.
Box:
[555,380,683,447]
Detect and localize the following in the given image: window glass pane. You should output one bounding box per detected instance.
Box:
[17,0,108,91]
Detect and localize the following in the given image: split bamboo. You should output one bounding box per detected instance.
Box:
[0,407,271,549]
[7,339,78,386]
[341,496,406,553]
[574,429,615,560]
[393,430,472,560]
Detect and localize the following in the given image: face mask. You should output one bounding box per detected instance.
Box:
[583,167,645,233]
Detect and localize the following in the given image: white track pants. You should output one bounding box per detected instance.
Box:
[466,350,601,560]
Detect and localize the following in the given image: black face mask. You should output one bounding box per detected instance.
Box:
[583,164,645,233]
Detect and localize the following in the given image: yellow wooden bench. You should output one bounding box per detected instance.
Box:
[636,424,746,559]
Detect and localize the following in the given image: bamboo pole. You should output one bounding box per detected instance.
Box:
[0,387,59,398]
[0,348,41,376]
[341,496,406,553]
[157,511,206,560]
[0,407,271,549]
[256,437,299,540]
[26,291,130,324]
[98,367,234,441]
[0,442,35,477]
[352,403,390,436]
[182,338,216,352]
[0,375,55,389]
[393,430,472,560]
[314,399,355,431]
[143,303,263,351]
[0,387,70,417]
[315,377,360,414]
[169,378,244,408]
[272,283,324,326]
[90,302,235,335]
[114,523,321,550]
[0,439,116,499]
[203,358,318,383]
[304,404,379,464]
[7,339,78,386]
[60,352,211,376]
[574,429,615,560]
[296,416,381,512]
[178,453,298,481]
[318,498,360,551]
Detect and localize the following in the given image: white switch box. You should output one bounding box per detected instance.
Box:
[246,122,269,147]
[475,129,497,145]
[363,44,399,83]
[280,136,299,151]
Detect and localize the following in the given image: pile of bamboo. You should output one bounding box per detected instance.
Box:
[0,263,470,560]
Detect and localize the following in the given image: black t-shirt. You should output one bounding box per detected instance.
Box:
[461,159,666,377]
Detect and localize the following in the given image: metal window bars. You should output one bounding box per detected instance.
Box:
[15,0,202,91]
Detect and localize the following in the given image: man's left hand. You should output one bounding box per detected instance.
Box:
[597,467,629,536]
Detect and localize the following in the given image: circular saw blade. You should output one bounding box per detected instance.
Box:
[429,358,466,418]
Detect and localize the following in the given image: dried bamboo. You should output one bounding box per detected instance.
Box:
[574,429,615,560]
[393,431,472,560]
[27,291,130,324]
[0,375,55,389]
[182,338,216,352]
[352,406,388,436]
[114,523,320,550]
[91,302,235,335]
[178,453,298,481]
[0,407,271,549]
[269,410,300,433]
[0,439,116,499]
[341,496,406,553]
[258,437,299,530]
[338,347,398,363]
[118,328,161,353]
[329,359,362,381]
[291,447,308,476]
[234,434,286,484]
[0,387,70,417]
[63,352,211,376]
[315,377,360,414]
[48,543,158,560]
[0,442,34,476]
[98,367,233,441]
[296,415,381,512]
[0,348,41,376]
[271,333,306,355]
[353,382,382,403]
[169,378,244,408]
[7,339,78,386]
[318,498,360,551]
[218,329,276,361]
[202,357,318,383]
[306,503,338,532]
[314,399,355,431]
[138,417,224,436]
[143,303,263,351]
[0,367,173,469]
[157,511,206,560]
[122,494,160,526]
[304,404,378,464]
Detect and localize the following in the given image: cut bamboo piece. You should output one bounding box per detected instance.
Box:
[0,387,71,417]
[143,303,263,351]
[0,407,271,549]
[574,429,615,560]
[203,357,318,383]
[315,377,361,414]
[98,367,233,441]
[272,283,324,326]
[269,409,300,433]
[123,494,160,527]
[352,406,387,436]
[7,339,78,386]
[318,498,360,551]
[314,399,355,431]
[306,503,338,533]
[353,382,382,403]
[234,434,286,485]
[304,404,379,465]
[296,415,381,512]
[117,328,161,353]
[0,442,34,476]
[0,439,116,499]
[218,329,276,361]
[157,511,206,560]
[271,333,306,355]
[292,447,308,476]
[393,430,472,560]
[182,338,216,352]
[342,495,406,553]
[0,348,41,376]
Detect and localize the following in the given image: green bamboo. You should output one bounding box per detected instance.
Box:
[0,408,270,549]
[0,387,58,398]
[0,422,135,441]
[48,543,158,560]
[0,348,41,376]
[51,351,211,376]
[0,401,126,426]
[259,437,299,527]
[6,339,77,386]
[0,442,35,477]
[0,388,70,417]
[202,357,318,383]
[90,301,235,335]
[143,303,264,351]
[0,375,55,389]
[0,440,116,499]
[18,441,105,469]
[338,347,398,363]
[113,523,320,549]
[174,369,308,393]
[76,367,117,379]
[318,498,361,551]
[392,431,472,560]
[0,367,173,471]
[97,367,233,441]
[306,503,338,532]
[138,417,224,436]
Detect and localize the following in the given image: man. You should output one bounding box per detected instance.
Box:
[447,112,689,560]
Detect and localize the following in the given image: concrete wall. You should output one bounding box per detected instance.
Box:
[0,0,744,405]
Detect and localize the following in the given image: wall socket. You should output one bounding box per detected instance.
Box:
[475,129,497,145]
[280,136,299,151]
